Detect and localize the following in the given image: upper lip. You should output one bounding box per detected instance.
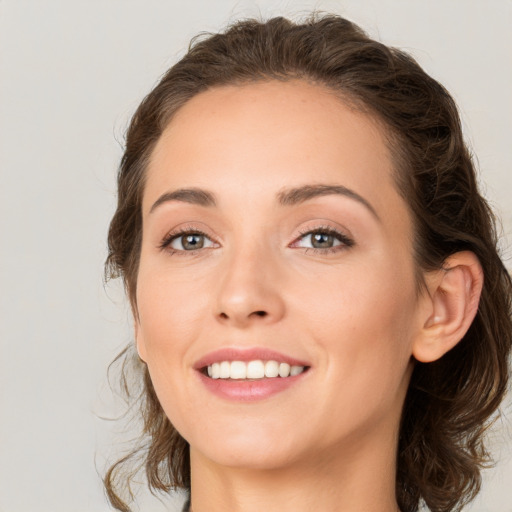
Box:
[193,347,310,370]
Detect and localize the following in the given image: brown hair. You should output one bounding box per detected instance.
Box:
[104,14,512,512]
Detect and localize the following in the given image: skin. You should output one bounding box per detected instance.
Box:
[134,80,482,512]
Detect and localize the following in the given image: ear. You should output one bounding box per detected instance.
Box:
[413,251,483,363]
[134,319,147,362]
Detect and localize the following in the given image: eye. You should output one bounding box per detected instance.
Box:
[161,229,217,252]
[292,228,354,252]
[300,232,340,249]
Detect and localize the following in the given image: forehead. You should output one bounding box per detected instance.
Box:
[144,80,407,228]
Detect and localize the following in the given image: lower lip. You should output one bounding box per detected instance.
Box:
[197,371,308,402]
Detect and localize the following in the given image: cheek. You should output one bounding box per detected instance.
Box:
[135,266,209,362]
[293,258,418,385]
[294,255,416,330]
[135,269,207,434]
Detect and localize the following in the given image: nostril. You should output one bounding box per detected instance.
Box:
[216,309,270,322]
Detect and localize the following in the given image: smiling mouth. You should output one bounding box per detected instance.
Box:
[201,360,309,380]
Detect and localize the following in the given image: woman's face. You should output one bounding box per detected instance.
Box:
[135,80,428,471]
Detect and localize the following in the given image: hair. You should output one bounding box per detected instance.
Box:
[104,13,512,512]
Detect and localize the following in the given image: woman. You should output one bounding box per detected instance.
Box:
[104,14,512,512]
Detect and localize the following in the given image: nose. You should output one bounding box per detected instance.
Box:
[214,244,286,328]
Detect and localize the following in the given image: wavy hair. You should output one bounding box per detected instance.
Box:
[104,14,512,512]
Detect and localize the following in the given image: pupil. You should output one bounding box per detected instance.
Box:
[183,234,204,250]
[312,233,333,248]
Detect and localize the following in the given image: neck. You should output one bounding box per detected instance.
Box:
[189,430,400,512]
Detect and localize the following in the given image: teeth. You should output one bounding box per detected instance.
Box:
[290,365,304,376]
[264,360,279,378]
[279,362,291,378]
[205,360,306,380]
[230,361,247,379]
[247,360,265,379]
[220,361,230,379]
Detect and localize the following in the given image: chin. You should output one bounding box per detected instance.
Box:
[196,444,299,471]
[187,420,308,471]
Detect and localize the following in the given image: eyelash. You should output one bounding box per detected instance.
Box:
[293,226,355,255]
[159,225,354,256]
[159,226,215,256]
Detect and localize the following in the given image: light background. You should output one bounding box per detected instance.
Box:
[0,1,511,511]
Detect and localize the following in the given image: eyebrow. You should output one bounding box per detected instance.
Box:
[149,184,379,220]
[150,188,216,213]
[277,184,379,220]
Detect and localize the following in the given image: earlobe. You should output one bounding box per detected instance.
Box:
[412,251,483,363]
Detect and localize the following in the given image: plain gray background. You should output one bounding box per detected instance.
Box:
[1,1,511,511]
